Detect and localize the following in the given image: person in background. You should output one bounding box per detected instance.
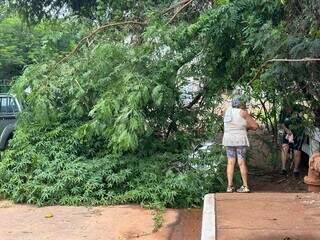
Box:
[222,96,259,193]
[309,107,320,155]
[279,104,305,177]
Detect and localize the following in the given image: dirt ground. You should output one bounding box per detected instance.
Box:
[0,202,202,240]
[250,167,308,193]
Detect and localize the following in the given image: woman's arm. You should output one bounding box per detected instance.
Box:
[279,111,292,135]
[240,110,259,130]
[281,124,292,135]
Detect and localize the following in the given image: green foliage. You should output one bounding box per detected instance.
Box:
[0,126,227,207]
[10,0,175,23]
[1,0,319,208]
[152,208,165,232]
[0,14,34,83]
[249,0,320,133]
[0,7,90,84]
[0,3,230,207]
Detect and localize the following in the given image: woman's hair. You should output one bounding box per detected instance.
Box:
[232,96,247,109]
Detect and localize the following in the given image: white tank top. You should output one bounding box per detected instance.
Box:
[222,108,249,146]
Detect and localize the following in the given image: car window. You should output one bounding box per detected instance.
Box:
[9,97,19,112]
[0,97,19,115]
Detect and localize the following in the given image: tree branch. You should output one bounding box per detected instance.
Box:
[166,87,206,138]
[266,58,320,62]
[186,91,203,109]
[164,0,192,14]
[166,0,193,24]
[51,21,146,71]
[247,57,320,86]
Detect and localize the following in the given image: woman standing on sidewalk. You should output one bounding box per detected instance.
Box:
[222,96,259,193]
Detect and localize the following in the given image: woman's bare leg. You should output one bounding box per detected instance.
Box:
[293,150,301,172]
[238,158,248,187]
[227,158,236,187]
[281,144,289,170]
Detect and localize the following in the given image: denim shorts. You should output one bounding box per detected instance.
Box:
[282,134,304,151]
[225,146,247,160]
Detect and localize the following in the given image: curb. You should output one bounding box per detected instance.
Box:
[201,194,216,240]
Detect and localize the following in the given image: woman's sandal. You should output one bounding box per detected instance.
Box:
[226,186,235,193]
[236,185,250,193]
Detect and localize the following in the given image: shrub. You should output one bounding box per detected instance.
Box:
[0,126,227,207]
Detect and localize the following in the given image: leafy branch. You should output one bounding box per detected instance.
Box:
[51,21,146,70]
[248,57,320,86]
[164,0,193,14]
[166,0,194,24]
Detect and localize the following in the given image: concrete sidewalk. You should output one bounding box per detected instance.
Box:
[215,193,320,240]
